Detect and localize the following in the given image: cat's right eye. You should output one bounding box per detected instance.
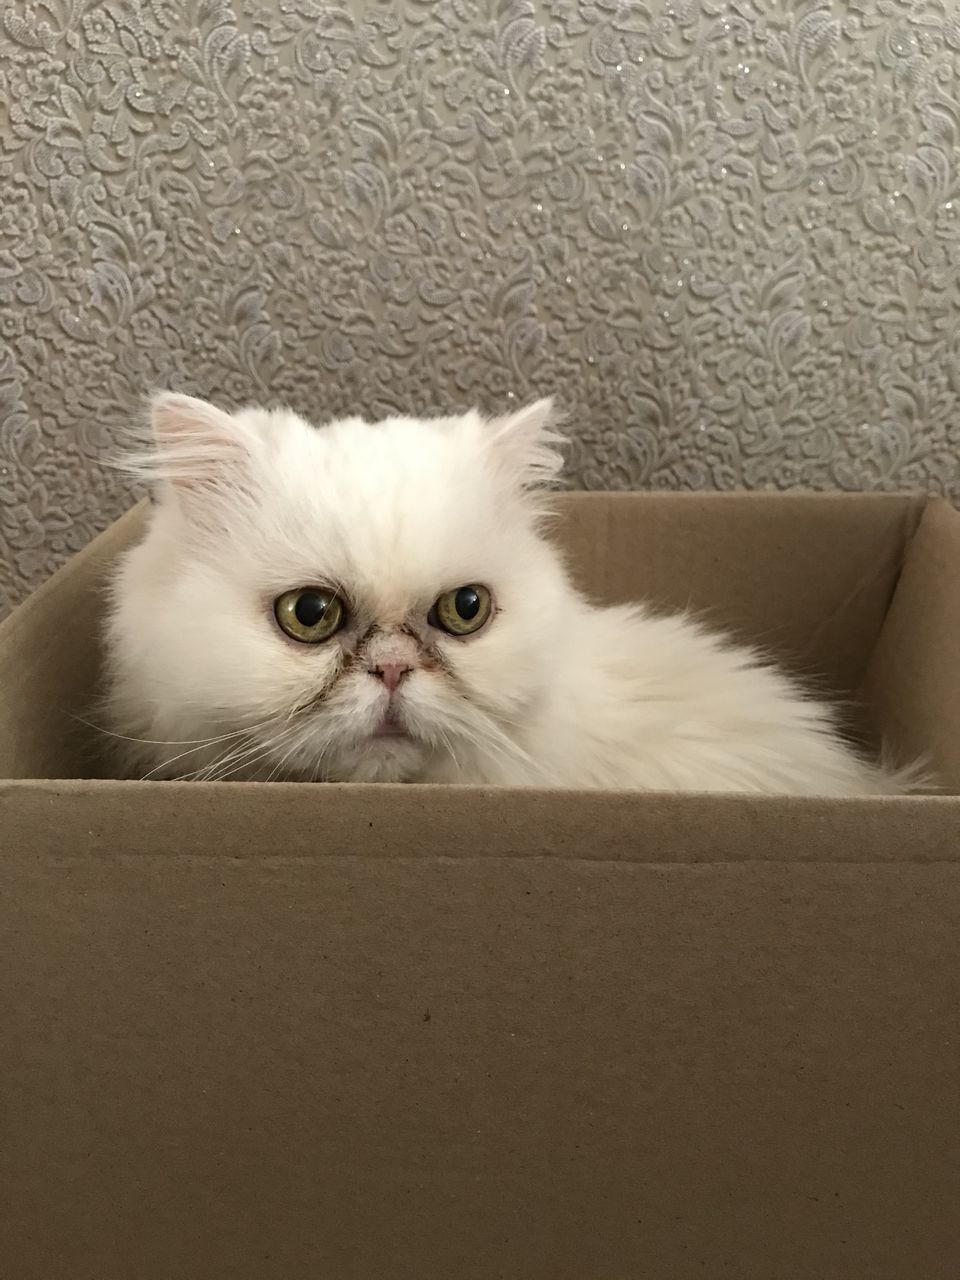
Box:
[274,588,345,644]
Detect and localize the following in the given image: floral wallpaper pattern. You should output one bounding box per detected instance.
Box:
[1,0,959,615]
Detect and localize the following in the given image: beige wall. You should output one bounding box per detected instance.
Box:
[1,0,958,615]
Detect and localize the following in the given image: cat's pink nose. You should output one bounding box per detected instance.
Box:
[371,661,413,693]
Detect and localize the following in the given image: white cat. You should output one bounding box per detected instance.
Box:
[104,393,909,794]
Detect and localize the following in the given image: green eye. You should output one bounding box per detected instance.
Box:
[429,585,492,636]
[274,588,344,644]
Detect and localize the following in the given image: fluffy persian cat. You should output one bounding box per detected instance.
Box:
[104,393,907,794]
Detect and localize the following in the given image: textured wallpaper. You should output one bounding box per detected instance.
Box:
[1,0,959,616]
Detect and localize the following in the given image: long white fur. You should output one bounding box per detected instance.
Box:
[103,393,910,794]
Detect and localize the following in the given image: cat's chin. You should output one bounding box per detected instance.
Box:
[323,733,428,784]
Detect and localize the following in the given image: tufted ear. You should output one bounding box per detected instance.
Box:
[147,393,251,491]
[486,398,565,489]
[108,391,268,505]
[151,392,235,452]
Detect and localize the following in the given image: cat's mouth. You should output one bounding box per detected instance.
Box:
[371,709,410,739]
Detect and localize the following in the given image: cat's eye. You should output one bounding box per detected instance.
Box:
[274,588,345,644]
[429,585,492,637]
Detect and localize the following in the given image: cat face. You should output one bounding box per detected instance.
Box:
[107,394,568,782]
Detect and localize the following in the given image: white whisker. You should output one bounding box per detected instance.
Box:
[70,712,251,750]
[136,713,288,781]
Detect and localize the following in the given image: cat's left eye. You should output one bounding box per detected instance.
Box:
[274,588,344,643]
[428,584,492,636]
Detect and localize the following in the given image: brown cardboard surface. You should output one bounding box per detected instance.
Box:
[0,503,147,779]
[2,784,960,1279]
[553,491,925,699]
[3,778,960,862]
[865,498,960,788]
[2,492,959,1279]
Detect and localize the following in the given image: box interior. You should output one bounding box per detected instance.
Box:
[2,490,957,789]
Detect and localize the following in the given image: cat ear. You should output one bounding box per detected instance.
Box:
[487,398,564,489]
[144,392,253,493]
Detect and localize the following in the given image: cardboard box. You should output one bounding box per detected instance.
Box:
[1,492,958,1279]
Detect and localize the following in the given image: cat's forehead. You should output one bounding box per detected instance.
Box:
[279,409,496,520]
[237,409,517,600]
[243,407,485,484]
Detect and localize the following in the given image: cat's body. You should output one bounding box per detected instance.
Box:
[105,394,908,795]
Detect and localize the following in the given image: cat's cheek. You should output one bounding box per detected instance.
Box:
[393,672,458,736]
[439,623,542,712]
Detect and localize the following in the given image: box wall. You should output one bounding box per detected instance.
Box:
[2,810,959,1280]
[0,504,147,779]
[864,498,960,790]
